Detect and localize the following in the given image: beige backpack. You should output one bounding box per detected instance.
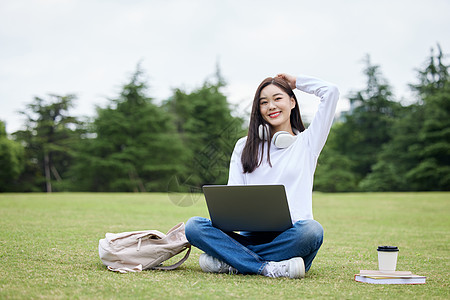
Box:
[99,222,191,273]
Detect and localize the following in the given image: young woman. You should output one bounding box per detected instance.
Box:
[185,73,339,278]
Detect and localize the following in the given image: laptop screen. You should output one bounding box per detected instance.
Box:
[202,185,292,232]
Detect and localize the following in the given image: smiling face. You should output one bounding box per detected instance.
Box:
[259,84,296,134]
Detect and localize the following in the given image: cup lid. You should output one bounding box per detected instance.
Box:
[377,246,399,252]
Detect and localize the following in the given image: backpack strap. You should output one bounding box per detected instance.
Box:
[151,244,191,271]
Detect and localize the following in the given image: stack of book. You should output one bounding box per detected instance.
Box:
[354,270,426,285]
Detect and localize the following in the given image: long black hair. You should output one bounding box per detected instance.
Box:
[241,77,305,173]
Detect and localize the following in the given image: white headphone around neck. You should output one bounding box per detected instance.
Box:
[258,124,297,149]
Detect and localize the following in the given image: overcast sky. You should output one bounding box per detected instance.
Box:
[1,0,449,133]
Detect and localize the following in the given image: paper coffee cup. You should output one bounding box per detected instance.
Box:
[377,246,399,271]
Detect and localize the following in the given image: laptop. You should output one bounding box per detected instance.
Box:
[202,184,292,232]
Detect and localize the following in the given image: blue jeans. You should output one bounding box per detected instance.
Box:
[185,216,323,275]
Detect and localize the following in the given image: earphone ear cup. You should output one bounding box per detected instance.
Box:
[258,124,269,141]
[272,131,297,148]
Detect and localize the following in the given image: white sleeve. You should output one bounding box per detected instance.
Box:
[227,137,247,185]
[296,74,340,157]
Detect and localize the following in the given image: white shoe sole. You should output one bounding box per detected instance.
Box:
[199,253,237,274]
[288,257,305,279]
[199,253,217,273]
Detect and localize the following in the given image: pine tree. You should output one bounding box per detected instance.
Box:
[13,95,80,192]
[407,45,450,190]
[360,44,449,191]
[316,55,401,191]
[0,121,25,192]
[72,66,187,192]
[164,68,245,189]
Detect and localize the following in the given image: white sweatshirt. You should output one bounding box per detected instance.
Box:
[227,75,340,222]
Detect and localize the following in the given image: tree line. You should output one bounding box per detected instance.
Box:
[315,45,449,192]
[0,45,448,193]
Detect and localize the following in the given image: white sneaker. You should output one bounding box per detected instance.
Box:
[199,253,238,274]
[262,257,305,279]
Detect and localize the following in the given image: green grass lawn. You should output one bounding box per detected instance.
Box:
[0,192,449,299]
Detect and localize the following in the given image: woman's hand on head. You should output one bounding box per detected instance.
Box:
[276,73,296,90]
